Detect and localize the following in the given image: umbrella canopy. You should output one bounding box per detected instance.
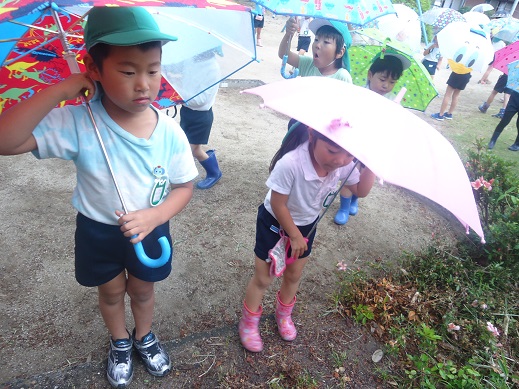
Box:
[471,4,494,13]
[420,7,466,34]
[463,11,491,30]
[0,1,256,113]
[242,76,484,241]
[251,0,395,26]
[360,4,422,54]
[351,28,438,111]
[437,21,493,74]
[493,19,519,43]
[506,59,519,92]
[492,40,519,74]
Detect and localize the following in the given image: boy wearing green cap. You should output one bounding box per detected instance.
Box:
[0,7,198,388]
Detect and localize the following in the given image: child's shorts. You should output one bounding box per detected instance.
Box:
[75,213,172,287]
[179,105,214,145]
[254,204,317,261]
[297,36,311,52]
[447,72,471,90]
[494,74,511,93]
[421,59,438,75]
[254,15,264,28]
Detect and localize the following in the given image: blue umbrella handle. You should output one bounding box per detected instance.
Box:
[132,235,171,268]
[281,55,299,79]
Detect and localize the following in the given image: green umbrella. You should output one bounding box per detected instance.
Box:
[350,28,438,112]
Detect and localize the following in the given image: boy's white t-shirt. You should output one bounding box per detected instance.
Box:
[298,18,313,38]
[264,141,360,225]
[423,43,441,63]
[32,92,198,225]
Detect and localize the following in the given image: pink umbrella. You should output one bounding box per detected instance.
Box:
[242,77,485,242]
[493,41,519,74]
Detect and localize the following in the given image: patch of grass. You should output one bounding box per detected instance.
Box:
[333,145,519,388]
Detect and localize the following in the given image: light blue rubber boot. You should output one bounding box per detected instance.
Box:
[334,196,352,225]
[349,195,359,216]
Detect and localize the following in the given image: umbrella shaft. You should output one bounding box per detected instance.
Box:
[84,102,130,214]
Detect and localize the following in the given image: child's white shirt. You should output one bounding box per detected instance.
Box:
[32,91,198,225]
[264,141,360,225]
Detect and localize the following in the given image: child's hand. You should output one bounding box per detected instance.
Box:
[289,233,308,259]
[285,17,298,35]
[58,73,96,103]
[116,208,159,244]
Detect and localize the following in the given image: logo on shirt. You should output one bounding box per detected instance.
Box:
[150,166,168,206]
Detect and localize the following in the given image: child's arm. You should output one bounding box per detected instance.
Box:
[0,73,96,156]
[347,167,376,198]
[278,17,300,67]
[116,181,194,244]
[270,190,308,259]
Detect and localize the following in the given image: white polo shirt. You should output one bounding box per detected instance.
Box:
[264,141,360,225]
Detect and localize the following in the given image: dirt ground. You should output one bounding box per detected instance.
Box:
[0,12,503,389]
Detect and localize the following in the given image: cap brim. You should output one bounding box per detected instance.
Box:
[385,52,412,70]
[308,18,331,35]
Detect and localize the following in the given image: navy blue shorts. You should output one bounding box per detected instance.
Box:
[254,204,317,261]
[75,213,172,287]
[421,59,438,75]
[179,105,214,145]
[297,36,311,52]
[447,72,471,90]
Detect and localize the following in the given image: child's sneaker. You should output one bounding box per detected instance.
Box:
[133,330,171,377]
[492,108,505,119]
[430,113,444,121]
[107,337,134,388]
[444,113,453,120]
[478,102,489,113]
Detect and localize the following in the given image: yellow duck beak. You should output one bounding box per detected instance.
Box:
[448,59,472,74]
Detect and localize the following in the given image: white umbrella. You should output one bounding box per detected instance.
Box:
[470,4,494,13]
[463,11,491,29]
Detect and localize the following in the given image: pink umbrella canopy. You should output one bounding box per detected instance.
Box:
[243,77,485,242]
[493,40,519,74]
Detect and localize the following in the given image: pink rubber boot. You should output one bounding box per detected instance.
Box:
[275,292,297,341]
[238,301,263,352]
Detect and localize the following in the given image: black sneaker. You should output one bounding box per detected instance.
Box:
[107,337,133,388]
[133,329,171,377]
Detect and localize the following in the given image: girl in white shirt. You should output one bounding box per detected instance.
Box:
[238,122,375,352]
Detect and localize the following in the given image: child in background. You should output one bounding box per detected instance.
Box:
[279,17,352,80]
[422,35,442,80]
[487,89,519,151]
[334,51,410,225]
[179,49,222,189]
[0,7,198,388]
[238,123,375,352]
[252,4,265,46]
[297,16,313,56]
[478,74,511,119]
[430,69,472,121]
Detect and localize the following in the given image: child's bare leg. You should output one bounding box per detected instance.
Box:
[447,89,462,114]
[190,144,208,162]
[127,274,155,339]
[278,256,309,303]
[98,272,129,340]
[440,86,454,114]
[244,256,273,312]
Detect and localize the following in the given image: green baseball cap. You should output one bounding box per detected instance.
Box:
[309,18,352,72]
[84,7,177,52]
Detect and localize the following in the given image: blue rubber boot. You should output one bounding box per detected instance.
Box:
[196,150,222,189]
[349,195,359,216]
[334,196,352,225]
